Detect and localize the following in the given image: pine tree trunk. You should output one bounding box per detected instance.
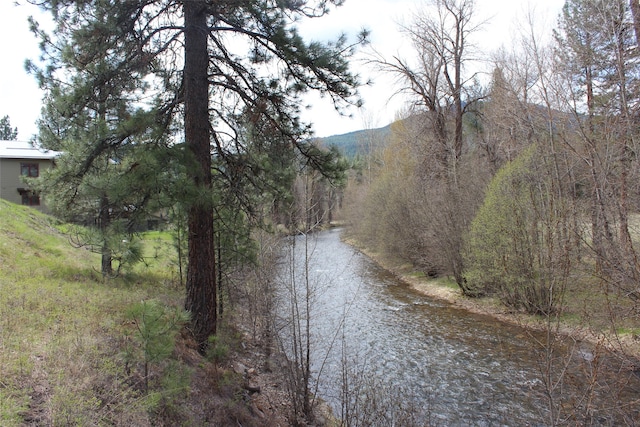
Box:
[183,1,217,353]
[100,194,113,277]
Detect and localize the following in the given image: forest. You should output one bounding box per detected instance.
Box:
[2,0,640,425]
[346,0,640,322]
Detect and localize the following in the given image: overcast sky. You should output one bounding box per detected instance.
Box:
[0,0,563,141]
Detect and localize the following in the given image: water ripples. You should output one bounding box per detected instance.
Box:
[276,228,639,426]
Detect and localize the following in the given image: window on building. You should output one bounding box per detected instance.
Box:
[20,163,39,177]
[18,189,40,206]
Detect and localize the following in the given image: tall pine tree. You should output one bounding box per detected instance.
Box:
[29,0,364,351]
[0,115,18,140]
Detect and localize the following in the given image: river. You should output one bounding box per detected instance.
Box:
[275,228,640,426]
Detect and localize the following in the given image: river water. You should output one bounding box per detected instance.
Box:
[275,228,640,426]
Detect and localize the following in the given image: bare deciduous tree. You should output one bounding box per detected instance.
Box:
[371,0,482,180]
[360,0,487,293]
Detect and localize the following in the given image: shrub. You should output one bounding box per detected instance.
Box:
[124,300,189,391]
[464,145,575,314]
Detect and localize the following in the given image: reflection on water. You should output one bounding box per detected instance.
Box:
[276,228,640,426]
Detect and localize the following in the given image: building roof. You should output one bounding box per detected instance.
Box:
[0,140,61,160]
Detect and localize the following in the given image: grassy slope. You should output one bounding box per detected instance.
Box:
[0,200,279,426]
[0,199,183,425]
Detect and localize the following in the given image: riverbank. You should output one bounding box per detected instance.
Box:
[343,235,640,360]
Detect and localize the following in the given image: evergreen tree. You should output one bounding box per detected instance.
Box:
[28,6,175,277]
[0,115,18,140]
[32,139,180,277]
[555,0,640,299]
[29,0,364,351]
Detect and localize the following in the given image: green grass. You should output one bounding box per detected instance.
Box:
[0,199,186,425]
[616,327,640,336]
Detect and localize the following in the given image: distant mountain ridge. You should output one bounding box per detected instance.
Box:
[318,124,391,158]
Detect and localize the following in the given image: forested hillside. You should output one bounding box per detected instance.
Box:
[320,125,391,158]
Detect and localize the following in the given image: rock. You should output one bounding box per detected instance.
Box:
[233,362,248,375]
